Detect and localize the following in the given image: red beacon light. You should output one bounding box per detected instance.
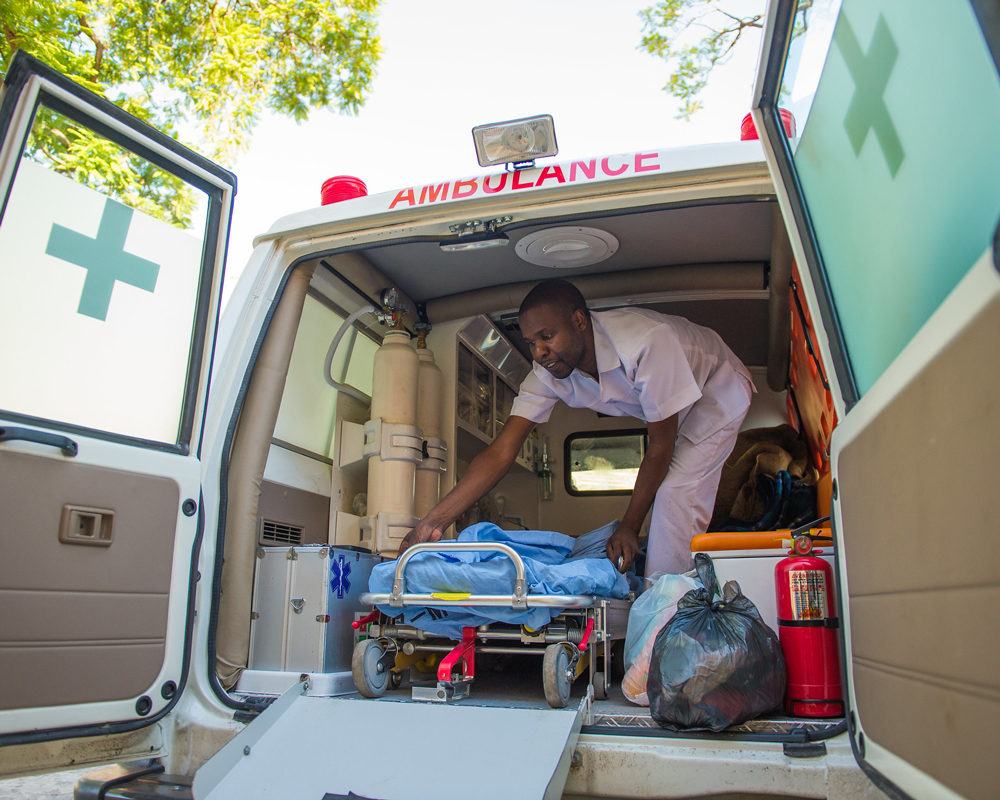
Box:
[740,109,797,141]
[321,175,368,205]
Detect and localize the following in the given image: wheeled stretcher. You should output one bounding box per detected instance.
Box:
[350,541,630,708]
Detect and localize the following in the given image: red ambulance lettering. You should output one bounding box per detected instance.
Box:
[420,182,451,204]
[389,150,661,209]
[452,178,478,199]
[634,152,660,173]
[535,165,566,186]
[601,156,628,176]
[389,188,417,209]
[511,171,536,190]
[569,160,597,181]
[482,174,508,194]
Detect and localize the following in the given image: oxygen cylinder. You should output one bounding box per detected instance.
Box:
[366,328,419,555]
[414,338,444,518]
[774,535,844,717]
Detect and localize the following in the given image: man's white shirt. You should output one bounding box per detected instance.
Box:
[510,308,753,444]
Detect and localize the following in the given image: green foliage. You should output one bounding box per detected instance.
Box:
[1,0,382,226]
[639,0,764,119]
[24,106,198,226]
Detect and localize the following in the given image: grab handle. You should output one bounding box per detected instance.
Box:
[0,426,78,457]
[390,541,528,609]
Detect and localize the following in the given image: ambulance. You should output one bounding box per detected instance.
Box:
[0,1,997,798]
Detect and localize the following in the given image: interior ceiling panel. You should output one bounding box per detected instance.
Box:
[364,201,775,303]
[499,299,771,369]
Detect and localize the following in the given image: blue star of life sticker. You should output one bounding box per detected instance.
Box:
[329,554,352,599]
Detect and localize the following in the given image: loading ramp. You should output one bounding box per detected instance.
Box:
[192,679,589,800]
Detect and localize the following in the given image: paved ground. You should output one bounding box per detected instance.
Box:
[0,767,91,799]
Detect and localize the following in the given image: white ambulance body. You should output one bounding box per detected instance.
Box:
[0,1,997,798]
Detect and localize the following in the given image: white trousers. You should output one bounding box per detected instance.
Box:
[644,382,752,577]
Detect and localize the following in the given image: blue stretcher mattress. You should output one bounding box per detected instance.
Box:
[368,522,630,639]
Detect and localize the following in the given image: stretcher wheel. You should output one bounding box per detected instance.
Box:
[390,669,404,690]
[543,644,572,708]
[592,671,607,700]
[352,639,389,698]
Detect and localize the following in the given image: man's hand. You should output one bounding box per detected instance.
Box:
[606,524,641,573]
[397,517,446,557]
[608,415,676,575]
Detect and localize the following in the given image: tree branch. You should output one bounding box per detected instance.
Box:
[717,9,748,25]
[77,14,106,75]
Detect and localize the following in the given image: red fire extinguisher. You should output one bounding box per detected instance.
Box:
[775,534,844,717]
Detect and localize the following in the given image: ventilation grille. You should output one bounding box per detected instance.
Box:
[260,519,304,546]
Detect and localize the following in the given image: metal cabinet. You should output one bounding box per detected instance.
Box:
[455,333,538,472]
[248,545,379,673]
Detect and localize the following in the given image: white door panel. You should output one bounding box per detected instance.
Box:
[754,2,999,797]
[0,51,233,753]
[830,254,999,800]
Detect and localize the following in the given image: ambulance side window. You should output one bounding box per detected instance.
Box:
[775,0,1000,396]
[272,295,377,460]
[565,430,647,496]
[343,332,377,397]
[0,98,217,448]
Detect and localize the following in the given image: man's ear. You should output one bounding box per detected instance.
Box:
[570,308,589,331]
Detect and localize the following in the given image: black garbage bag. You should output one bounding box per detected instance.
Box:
[647,553,786,732]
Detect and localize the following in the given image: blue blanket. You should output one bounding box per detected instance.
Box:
[369,522,630,639]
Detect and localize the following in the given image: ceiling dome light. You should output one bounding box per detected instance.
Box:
[515,226,619,268]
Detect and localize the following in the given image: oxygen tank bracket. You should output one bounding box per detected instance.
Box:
[418,436,448,472]
[361,512,419,559]
[362,418,423,463]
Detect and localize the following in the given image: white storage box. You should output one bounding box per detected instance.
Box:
[248,545,380,673]
[700,548,835,635]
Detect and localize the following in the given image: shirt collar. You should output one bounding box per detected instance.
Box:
[530,312,621,388]
[591,312,621,374]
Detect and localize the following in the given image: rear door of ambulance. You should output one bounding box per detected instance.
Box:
[752,2,999,798]
[0,52,232,756]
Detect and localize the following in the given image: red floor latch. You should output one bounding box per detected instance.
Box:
[351,609,379,630]
[437,626,477,683]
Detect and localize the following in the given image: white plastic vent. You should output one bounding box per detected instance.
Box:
[260,519,304,546]
[515,226,619,268]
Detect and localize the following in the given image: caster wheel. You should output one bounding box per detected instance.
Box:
[543,644,573,708]
[592,670,607,700]
[390,669,405,690]
[352,639,390,698]
[610,639,626,682]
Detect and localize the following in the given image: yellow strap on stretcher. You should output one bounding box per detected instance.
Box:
[430,592,471,601]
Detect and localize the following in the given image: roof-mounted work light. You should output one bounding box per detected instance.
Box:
[472,114,558,170]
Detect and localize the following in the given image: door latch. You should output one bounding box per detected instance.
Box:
[59,505,114,547]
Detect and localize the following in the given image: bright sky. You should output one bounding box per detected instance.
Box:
[224,0,764,297]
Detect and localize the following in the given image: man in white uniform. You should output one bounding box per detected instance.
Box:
[401,279,753,576]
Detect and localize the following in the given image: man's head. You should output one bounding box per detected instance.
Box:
[518,279,592,379]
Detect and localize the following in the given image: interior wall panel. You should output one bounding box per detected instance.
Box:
[0,450,178,709]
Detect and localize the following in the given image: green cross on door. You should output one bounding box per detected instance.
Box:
[46,197,160,321]
[835,12,905,177]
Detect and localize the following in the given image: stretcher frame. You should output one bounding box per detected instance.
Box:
[355,541,630,706]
